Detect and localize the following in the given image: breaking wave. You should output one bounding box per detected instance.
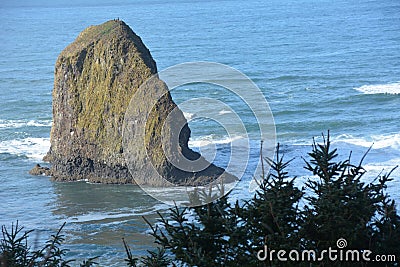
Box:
[0,137,50,160]
[354,82,400,95]
[0,119,52,129]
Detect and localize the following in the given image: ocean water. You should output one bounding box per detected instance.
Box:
[1,0,400,264]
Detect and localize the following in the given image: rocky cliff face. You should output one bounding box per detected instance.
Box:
[41,20,234,185]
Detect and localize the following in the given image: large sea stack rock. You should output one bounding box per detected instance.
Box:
[42,20,234,185]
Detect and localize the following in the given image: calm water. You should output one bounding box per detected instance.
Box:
[1,0,400,265]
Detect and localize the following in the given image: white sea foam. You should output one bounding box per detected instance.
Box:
[333,133,400,150]
[69,212,134,223]
[68,204,170,223]
[183,112,195,120]
[354,82,400,95]
[362,158,400,174]
[0,137,50,160]
[314,134,400,189]
[188,134,245,148]
[0,119,52,129]
[69,211,139,223]
[218,109,232,115]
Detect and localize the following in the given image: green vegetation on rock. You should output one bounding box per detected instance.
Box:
[41,20,233,185]
[45,20,158,183]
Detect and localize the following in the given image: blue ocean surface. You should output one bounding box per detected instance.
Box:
[1,0,400,264]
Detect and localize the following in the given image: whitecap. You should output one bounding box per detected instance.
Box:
[188,135,245,148]
[0,137,50,160]
[67,203,171,223]
[333,133,400,150]
[0,119,52,129]
[183,112,195,120]
[218,110,232,115]
[26,120,53,127]
[354,82,400,95]
[68,211,138,223]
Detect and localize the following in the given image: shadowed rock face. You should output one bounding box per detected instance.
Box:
[41,20,235,185]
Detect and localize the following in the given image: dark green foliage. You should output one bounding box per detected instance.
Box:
[143,143,306,267]
[299,132,400,266]
[0,221,33,267]
[122,237,171,267]
[122,238,139,267]
[144,197,251,266]
[240,143,304,266]
[2,133,399,266]
[78,258,99,267]
[369,169,400,260]
[146,133,400,266]
[302,133,380,249]
[0,224,171,267]
[140,248,170,267]
[0,222,86,267]
[187,181,225,207]
[31,222,74,266]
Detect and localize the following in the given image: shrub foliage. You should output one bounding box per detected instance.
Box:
[147,133,400,266]
[1,133,399,266]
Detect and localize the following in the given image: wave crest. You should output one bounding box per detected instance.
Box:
[188,135,245,148]
[333,133,400,150]
[0,119,52,129]
[354,82,400,95]
[0,137,50,160]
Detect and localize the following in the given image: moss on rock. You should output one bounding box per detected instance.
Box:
[38,20,235,185]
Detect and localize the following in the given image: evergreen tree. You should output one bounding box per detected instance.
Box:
[147,133,400,266]
[2,133,399,266]
[301,132,400,266]
[239,143,304,266]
